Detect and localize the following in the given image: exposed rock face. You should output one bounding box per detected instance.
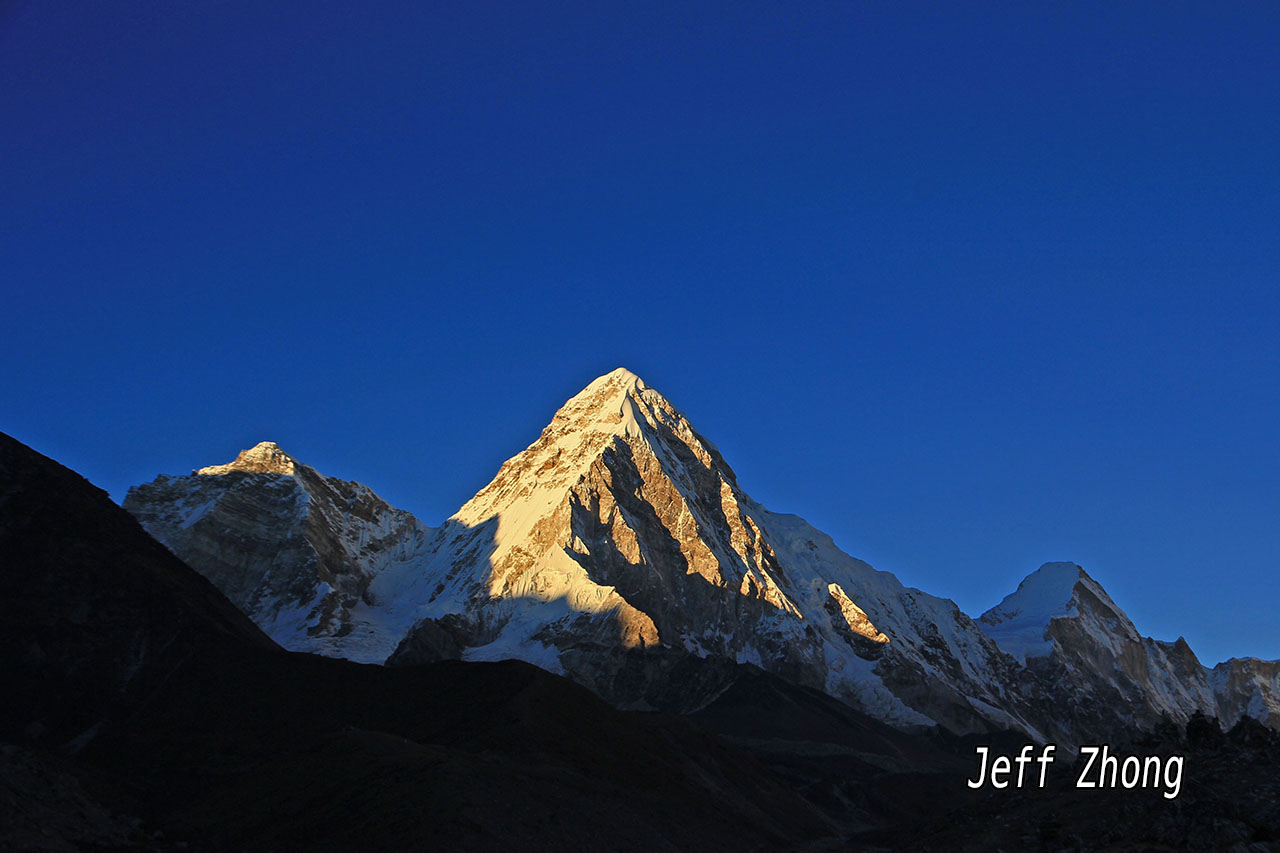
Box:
[1210,657,1280,730]
[825,582,890,659]
[124,442,434,661]
[979,562,1280,740]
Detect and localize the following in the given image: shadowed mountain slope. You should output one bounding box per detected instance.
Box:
[0,432,276,751]
[0,431,851,851]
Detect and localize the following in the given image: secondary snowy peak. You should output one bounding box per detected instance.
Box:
[979,562,1122,663]
[195,441,298,476]
[984,561,1087,622]
[977,562,1280,738]
[125,444,434,662]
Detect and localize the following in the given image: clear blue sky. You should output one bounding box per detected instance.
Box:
[3,1,1277,665]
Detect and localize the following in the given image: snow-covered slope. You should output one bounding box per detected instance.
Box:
[124,442,434,662]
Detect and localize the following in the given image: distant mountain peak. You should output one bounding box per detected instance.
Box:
[979,561,1136,665]
[1006,561,1088,608]
[981,562,1120,669]
[195,441,298,476]
[980,561,1120,625]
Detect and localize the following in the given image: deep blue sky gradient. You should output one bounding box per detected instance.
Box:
[3,1,1278,664]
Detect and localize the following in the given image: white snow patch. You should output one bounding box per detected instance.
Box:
[177,499,217,529]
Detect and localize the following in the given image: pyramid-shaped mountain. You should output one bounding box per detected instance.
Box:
[383,368,1041,731]
[128,370,1035,732]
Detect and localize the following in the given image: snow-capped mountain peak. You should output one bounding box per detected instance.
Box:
[981,562,1085,629]
[536,367,691,446]
[455,368,722,529]
[975,561,1280,737]
[547,367,652,440]
[579,365,647,395]
[979,561,1131,663]
[125,444,434,662]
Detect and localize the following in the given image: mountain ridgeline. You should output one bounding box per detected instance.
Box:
[125,368,1280,744]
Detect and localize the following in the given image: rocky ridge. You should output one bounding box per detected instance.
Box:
[123,370,1280,742]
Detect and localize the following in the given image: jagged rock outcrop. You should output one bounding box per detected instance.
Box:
[124,441,434,661]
